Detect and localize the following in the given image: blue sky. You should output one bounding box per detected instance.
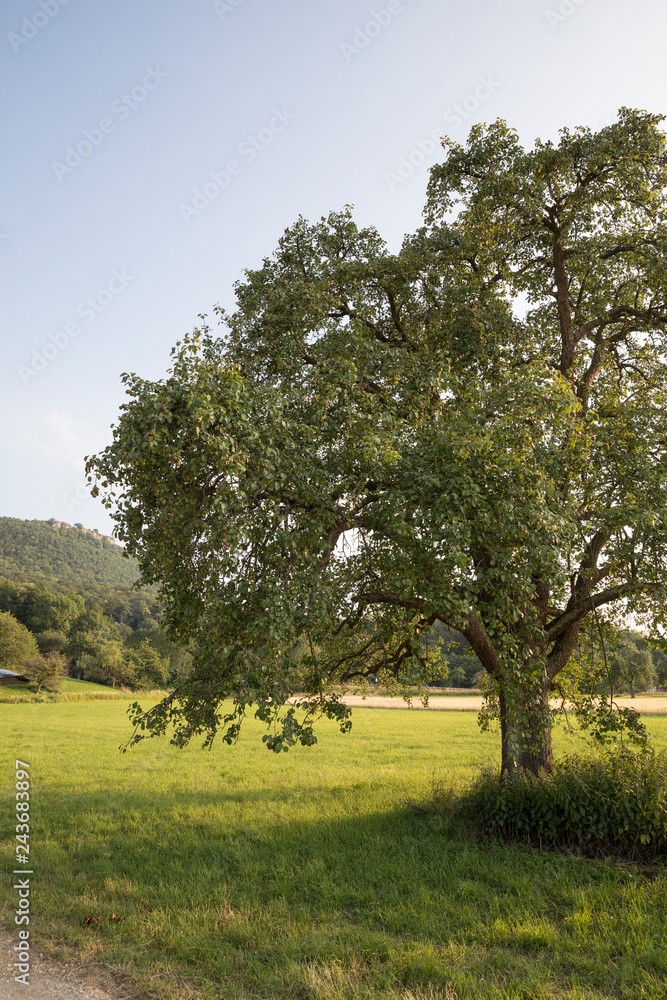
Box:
[2,0,666,534]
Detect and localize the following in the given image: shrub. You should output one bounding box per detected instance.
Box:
[458,752,667,861]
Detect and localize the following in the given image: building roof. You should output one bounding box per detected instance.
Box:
[0,669,30,685]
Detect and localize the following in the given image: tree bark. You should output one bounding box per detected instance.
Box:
[499,686,518,778]
[517,682,553,775]
[498,679,553,777]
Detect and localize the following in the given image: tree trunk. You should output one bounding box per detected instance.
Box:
[499,679,553,777]
[517,682,553,775]
[499,686,518,778]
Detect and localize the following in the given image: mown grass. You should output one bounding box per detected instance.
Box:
[2,701,667,999]
[60,679,119,693]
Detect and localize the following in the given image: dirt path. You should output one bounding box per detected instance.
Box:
[0,933,132,1000]
[339,694,667,713]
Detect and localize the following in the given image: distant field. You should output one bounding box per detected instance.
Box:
[2,701,667,999]
[341,693,667,714]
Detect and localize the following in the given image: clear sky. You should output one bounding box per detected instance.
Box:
[2,0,666,535]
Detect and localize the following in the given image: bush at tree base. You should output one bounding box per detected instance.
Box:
[456,752,667,861]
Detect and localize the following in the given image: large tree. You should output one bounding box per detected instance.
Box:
[90,109,667,774]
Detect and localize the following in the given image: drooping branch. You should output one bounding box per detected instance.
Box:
[357,590,428,613]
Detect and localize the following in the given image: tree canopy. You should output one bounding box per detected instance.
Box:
[90,109,667,773]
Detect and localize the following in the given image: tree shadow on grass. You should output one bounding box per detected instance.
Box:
[31,787,667,1000]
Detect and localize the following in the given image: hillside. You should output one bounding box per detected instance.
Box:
[0,517,144,592]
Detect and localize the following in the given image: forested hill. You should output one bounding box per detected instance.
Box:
[0,517,143,592]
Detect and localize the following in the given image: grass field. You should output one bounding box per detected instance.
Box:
[60,679,118,693]
[0,679,170,703]
[2,701,667,999]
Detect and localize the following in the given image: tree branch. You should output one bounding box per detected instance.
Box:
[546,581,651,642]
[461,611,500,675]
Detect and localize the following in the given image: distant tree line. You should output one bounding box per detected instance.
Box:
[0,578,192,692]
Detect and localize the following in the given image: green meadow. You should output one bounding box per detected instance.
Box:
[0,679,170,703]
[2,699,667,999]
